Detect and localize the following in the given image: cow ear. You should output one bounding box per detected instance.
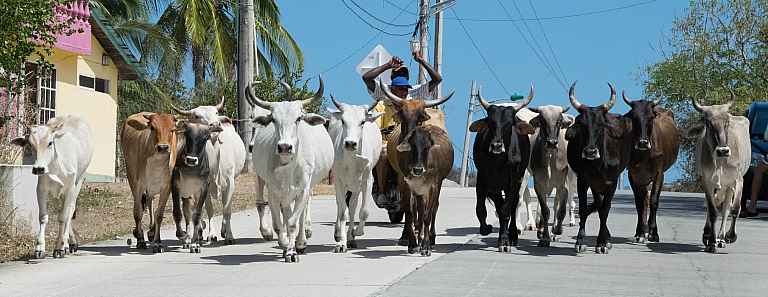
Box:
[419,111,431,122]
[529,116,542,128]
[126,117,149,130]
[469,119,487,132]
[565,125,578,141]
[367,111,384,122]
[253,115,273,126]
[11,136,27,147]
[303,113,327,126]
[685,122,705,139]
[516,121,536,135]
[218,116,232,124]
[560,114,574,127]
[397,142,412,152]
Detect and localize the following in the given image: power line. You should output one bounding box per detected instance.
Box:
[347,0,416,27]
[450,7,510,95]
[528,0,568,85]
[497,0,567,91]
[341,0,413,36]
[385,0,657,22]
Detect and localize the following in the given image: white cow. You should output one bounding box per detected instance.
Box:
[12,115,94,258]
[326,96,383,253]
[171,97,247,244]
[687,95,750,253]
[246,79,333,262]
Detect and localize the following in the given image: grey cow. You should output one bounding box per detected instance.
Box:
[687,94,750,253]
[526,105,577,247]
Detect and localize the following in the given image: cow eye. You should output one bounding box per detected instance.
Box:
[48,141,53,147]
[360,120,366,126]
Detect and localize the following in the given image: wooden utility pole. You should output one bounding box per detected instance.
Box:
[417,0,430,84]
[433,0,444,100]
[459,80,478,187]
[237,0,256,170]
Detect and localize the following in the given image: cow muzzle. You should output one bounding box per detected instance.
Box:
[582,147,600,160]
[156,144,170,153]
[277,143,293,154]
[545,138,558,149]
[210,124,223,133]
[716,146,731,158]
[185,156,199,166]
[635,139,651,151]
[344,140,358,151]
[490,142,505,154]
[32,166,46,175]
[411,166,425,177]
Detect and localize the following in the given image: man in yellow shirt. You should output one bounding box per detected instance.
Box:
[361,54,443,133]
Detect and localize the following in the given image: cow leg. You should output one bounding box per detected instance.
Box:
[203,186,217,244]
[172,188,188,244]
[534,185,552,247]
[629,176,649,243]
[406,191,418,254]
[413,192,428,256]
[347,191,362,248]
[595,190,615,254]
[255,177,274,240]
[647,172,664,242]
[716,193,732,249]
[296,200,309,255]
[552,184,568,239]
[146,194,155,242]
[333,182,350,253]
[491,190,510,252]
[189,185,209,254]
[33,180,52,259]
[703,193,718,253]
[181,197,193,249]
[54,181,80,257]
[132,191,147,250]
[304,195,313,239]
[220,177,236,245]
[575,179,590,253]
[566,173,577,227]
[270,197,288,250]
[522,175,537,231]
[151,186,172,253]
[354,173,373,237]
[398,180,414,247]
[726,180,742,244]
[475,180,493,235]
[507,184,521,248]
[285,186,311,263]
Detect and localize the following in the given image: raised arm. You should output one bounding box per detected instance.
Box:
[414,54,442,92]
[362,57,403,93]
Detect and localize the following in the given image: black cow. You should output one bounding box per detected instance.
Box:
[171,122,213,253]
[470,86,535,252]
[565,82,632,254]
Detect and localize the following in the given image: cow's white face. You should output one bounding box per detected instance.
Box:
[330,103,382,152]
[186,106,225,135]
[253,102,326,163]
[688,104,733,158]
[12,124,65,175]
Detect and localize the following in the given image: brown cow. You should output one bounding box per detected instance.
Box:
[121,112,179,253]
[622,92,681,243]
[379,81,454,256]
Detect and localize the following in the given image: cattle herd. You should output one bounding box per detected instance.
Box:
[10,78,751,262]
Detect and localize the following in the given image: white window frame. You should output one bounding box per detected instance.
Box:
[37,68,56,125]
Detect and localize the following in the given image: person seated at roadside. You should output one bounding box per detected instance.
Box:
[744,122,768,217]
[361,53,442,134]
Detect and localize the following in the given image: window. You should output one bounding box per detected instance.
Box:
[79,74,109,94]
[38,68,56,125]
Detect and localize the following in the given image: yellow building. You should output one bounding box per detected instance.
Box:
[21,3,140,182]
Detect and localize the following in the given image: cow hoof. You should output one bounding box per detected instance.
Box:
[333,244,347,253]
[34,251,46,259]
[190,245,201,253]
[69,244,78,253]
[705,245,717,253]
[305,229,312,239]
[516,229,522,235]
[408,246,418,254]
[537,240,550,247]
[648,233,660,243]
[136,241,148,249]
[575,244,588,253]
[420,249,432,257]
[398,237,409,247]
[176,230,188,239]
[634,236,646,244]
[152,245,164,254]
[479,224,493,235]
[347,240,358,249]
[284,250,299,263]
[568,222,575,227]
[208,235,218,243]
[536,230,543,240]
[127,238,132,246]
[182,243,190,249]
[52,249,65,258]
[224,238,235,245]
[595,245,609,254]
[525,224,535,231]
[725,232,737,244]
[551,235,560,242]
[552,226,563,236]
[717,240,726,249]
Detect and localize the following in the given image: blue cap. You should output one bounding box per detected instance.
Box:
[390,76,411,87]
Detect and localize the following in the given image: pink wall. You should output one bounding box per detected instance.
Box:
[54,0,91,55]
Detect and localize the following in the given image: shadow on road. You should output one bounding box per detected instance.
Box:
[443,227,479,237]
[79,240,182,257]
[200,252,282,265]
[644,242,703,254]
[318,221,404,229]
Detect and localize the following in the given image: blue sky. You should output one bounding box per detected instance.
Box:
[184,1,692,182]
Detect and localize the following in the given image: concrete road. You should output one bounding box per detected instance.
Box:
[1,188,767,297]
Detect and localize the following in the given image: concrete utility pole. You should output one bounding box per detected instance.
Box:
[237,0,256,170]
[433,0,444,100]
[459,80,478,187]
[417,0,430,84]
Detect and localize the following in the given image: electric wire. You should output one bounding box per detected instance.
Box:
[450,7,510,95]
[527,0,569,86]
[347,0,416,27]
[341,0,413,36]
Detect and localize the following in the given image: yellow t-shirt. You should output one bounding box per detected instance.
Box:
[369,82,434,130]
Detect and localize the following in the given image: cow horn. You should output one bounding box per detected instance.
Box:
[691,96,704,112]
[170,104,193,116]
[562,106,571,113]
[726,86,736,108]
[301,76,324,107]
[424,90,454,108]
[379,80,403,105]
[477,90,491,110]
[622,90,632,105]
[367,98,379,113]
[279,80,294,100]
[246,81,274,110]
[603,82,616,110]
[330,94,343,110]
[514,83,534,111]
[568,81,584,111]
[216,96,225,111]
[652,97,661,106]
[527,106,541,114]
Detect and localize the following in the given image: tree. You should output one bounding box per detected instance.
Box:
[644,0,768,190]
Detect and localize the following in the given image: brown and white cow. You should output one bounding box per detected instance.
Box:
[121,112,179,253]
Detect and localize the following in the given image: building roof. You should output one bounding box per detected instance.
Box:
[89,9,142,80]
